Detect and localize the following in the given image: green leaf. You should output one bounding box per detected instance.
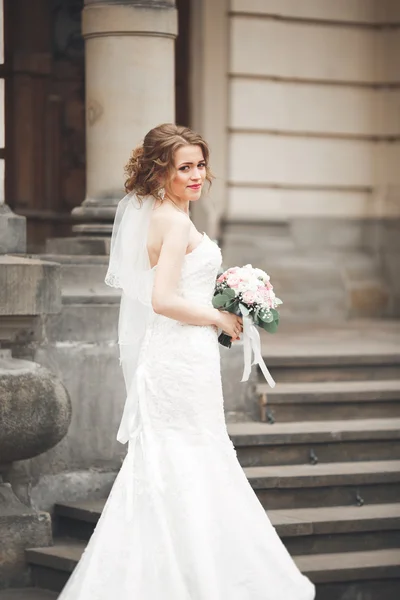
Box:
[270,308,280,321]
[224,299,240,314]
[212,294,229,309]
[224,288,236,299]
[259,320,279,334]
[259,310,274,324]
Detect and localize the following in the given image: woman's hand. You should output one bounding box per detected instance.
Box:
[215,311,243,341]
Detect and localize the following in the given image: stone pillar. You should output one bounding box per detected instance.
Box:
[72,0,177,234]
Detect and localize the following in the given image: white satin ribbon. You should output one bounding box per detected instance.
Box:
[240,315,275,388]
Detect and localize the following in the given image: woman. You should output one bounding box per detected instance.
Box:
[58,124,315,599]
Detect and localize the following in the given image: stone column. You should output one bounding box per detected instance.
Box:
[72,0,177,234]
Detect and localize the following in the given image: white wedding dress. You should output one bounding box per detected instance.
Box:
[58,232,315,600]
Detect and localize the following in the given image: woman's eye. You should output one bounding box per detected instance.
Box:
[198,163,206,168]
[179,166,189,171]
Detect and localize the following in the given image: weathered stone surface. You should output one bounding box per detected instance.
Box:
[2,303,254,508]
[0,257,61,317]
[0,484,51,588]
[0,206,26,254]
[30,470,117,514]
[46,236,110,256]
[73,0,177,234]
[222,217,400,319]
[43,304,119,343]
[0,357,71,464]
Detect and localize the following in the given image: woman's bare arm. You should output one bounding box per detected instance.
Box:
[151,215,222,327]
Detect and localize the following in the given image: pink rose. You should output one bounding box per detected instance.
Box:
[242,290,257,304]
[227,275,242,288]
[217,273,227,282]
[259,285,274,300]
[227,267,239,275]
[258,287,276,308]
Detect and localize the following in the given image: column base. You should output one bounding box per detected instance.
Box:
[71,196,120,235]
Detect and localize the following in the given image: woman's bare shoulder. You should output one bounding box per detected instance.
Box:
[150,204,191,237]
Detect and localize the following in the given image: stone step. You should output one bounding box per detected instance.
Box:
[256,379,400,422]
[229,418,400,466]
[61,264,108,291]
[260,337,400,382]
[27,541,84,593]
[46,236,110,256]
[276,294,346,321]
[61,289,120,305]
[262,355,400,383]
[269,503,400,555]
[297,547,400,583]
[26,539,400,597]
[53,498,400,555]
[245,459,400,510]
[0,590,57,600]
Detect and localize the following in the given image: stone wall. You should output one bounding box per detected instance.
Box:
[197,0,400,319]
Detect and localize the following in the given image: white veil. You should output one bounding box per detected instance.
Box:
[105,192,156,443]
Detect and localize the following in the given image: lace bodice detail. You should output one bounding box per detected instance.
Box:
[138,233,226,438]
[146,233,222,333]
[178,233,222,305]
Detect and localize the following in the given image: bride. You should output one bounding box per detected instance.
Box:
[58,123,315,599]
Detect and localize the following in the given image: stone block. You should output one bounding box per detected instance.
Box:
[37,254,111,295]
[0,206,26,254]
[0,484,52,588]
[0,355,71,464]
[31,342,126,473]
[0,257,61,317]
[290,218,364,251]
[46,237,110,256]
[43,303,119,343]
[60,262,108,290]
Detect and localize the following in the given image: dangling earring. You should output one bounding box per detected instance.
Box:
[158,187,165,201]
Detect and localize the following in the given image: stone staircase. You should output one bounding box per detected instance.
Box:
[17,344,400,599]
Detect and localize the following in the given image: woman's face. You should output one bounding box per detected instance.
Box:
[166,144,206,203]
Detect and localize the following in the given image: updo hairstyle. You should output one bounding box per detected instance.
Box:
[124,123,213,199]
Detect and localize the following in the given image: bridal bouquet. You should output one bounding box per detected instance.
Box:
[212,264,282,387]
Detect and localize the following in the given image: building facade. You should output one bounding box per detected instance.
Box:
[1,0,400,510]
[2,0,400,320]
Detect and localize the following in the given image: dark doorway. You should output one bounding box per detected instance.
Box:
[4,0,85,252]
[5,0,190,252]
[175,0,191,128]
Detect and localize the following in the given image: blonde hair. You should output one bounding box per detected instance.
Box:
[124,123,213,199]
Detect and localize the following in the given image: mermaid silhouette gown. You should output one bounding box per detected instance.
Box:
[58,232,315,600]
